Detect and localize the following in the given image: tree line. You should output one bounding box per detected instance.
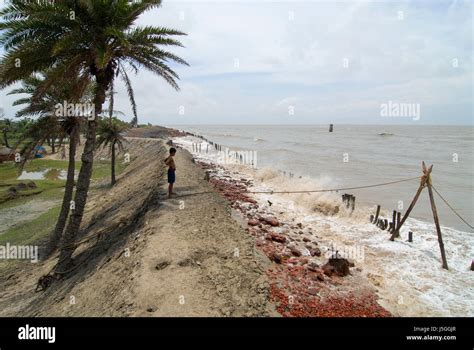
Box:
[0,0,187,276]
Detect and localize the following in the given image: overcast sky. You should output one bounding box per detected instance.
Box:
[1,0,472,125]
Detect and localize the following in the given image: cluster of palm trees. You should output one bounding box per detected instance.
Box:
[0,0,188,274]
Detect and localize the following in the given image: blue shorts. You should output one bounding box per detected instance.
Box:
[167,169,176,184]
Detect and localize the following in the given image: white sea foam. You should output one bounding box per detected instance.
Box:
[173,135,474,317]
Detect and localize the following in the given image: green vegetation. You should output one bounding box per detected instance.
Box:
[0,157,129,248]
[0,158,128,204]
[0,206,61,247]
[0,0,187,273]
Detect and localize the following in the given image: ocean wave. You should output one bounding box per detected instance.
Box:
[253,168,341,215]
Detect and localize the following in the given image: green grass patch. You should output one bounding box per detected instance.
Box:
[0,156,129,246]
[0,205,61,247]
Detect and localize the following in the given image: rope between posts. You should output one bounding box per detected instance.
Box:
[47,174,472,276]
[431,185,474,230]
[245,176,421,194]
[173,175,421,197]
[55,176,421,252]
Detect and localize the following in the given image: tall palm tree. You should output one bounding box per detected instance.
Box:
[9,74,90,254]
[0,0,188,274]
[96,118,128,186]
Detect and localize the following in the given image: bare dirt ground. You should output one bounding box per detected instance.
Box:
[0,129,277,316]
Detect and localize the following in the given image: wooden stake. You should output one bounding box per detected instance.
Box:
[391,210,396,232]
[408,231,413,242]
[395,211,401,237]
[390,164,431,241]
[374,205,381,225]
[425,165,449,270]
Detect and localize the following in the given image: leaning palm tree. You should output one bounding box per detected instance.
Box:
[9,74,91,255]
[0,0,188,274]
[96,118,128,186]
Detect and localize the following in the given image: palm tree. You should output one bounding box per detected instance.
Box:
[0,117,12,148]
[9,75,90,254]
[96,118,128,186]
[0,0,188,274]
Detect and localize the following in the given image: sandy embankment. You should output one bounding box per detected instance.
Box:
[0,129,276,316]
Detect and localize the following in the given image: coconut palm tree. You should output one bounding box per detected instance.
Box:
[0,0,188,274]
[9,74,90,254]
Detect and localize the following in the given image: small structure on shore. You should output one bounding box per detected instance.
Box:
[329,124,334,132]
[0,146,14,163]
[34,145,46,158]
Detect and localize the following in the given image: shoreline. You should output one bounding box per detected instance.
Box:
[171,129,474,317]
[172,133,391,317]
[0,126,471,317]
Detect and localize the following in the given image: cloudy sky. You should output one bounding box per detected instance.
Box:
[1,0,472,125]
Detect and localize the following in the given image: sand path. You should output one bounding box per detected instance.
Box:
[132,148,275,316]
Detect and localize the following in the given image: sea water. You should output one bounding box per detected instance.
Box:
[171,124,474,316]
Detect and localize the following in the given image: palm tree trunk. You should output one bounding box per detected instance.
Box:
[47,128,77,255]
[3,130,9,148]
[55,75,110,274]
[111,140,116,186]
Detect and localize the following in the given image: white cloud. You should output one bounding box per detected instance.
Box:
[1,0,472,125]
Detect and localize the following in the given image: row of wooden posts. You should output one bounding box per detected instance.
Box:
[188,132,223,153]
[342,193,356,212]
[370,206,413,242]
[278,170,298,178]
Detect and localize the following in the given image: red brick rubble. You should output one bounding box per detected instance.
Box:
[196,159,391,317]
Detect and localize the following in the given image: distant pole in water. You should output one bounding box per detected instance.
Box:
[329,124,334,132]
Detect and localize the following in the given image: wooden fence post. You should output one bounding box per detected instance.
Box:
[374,205,381,225]
[424,164,449,270]
[390,164,430,241]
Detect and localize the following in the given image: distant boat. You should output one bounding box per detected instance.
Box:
[379,132,394,136]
